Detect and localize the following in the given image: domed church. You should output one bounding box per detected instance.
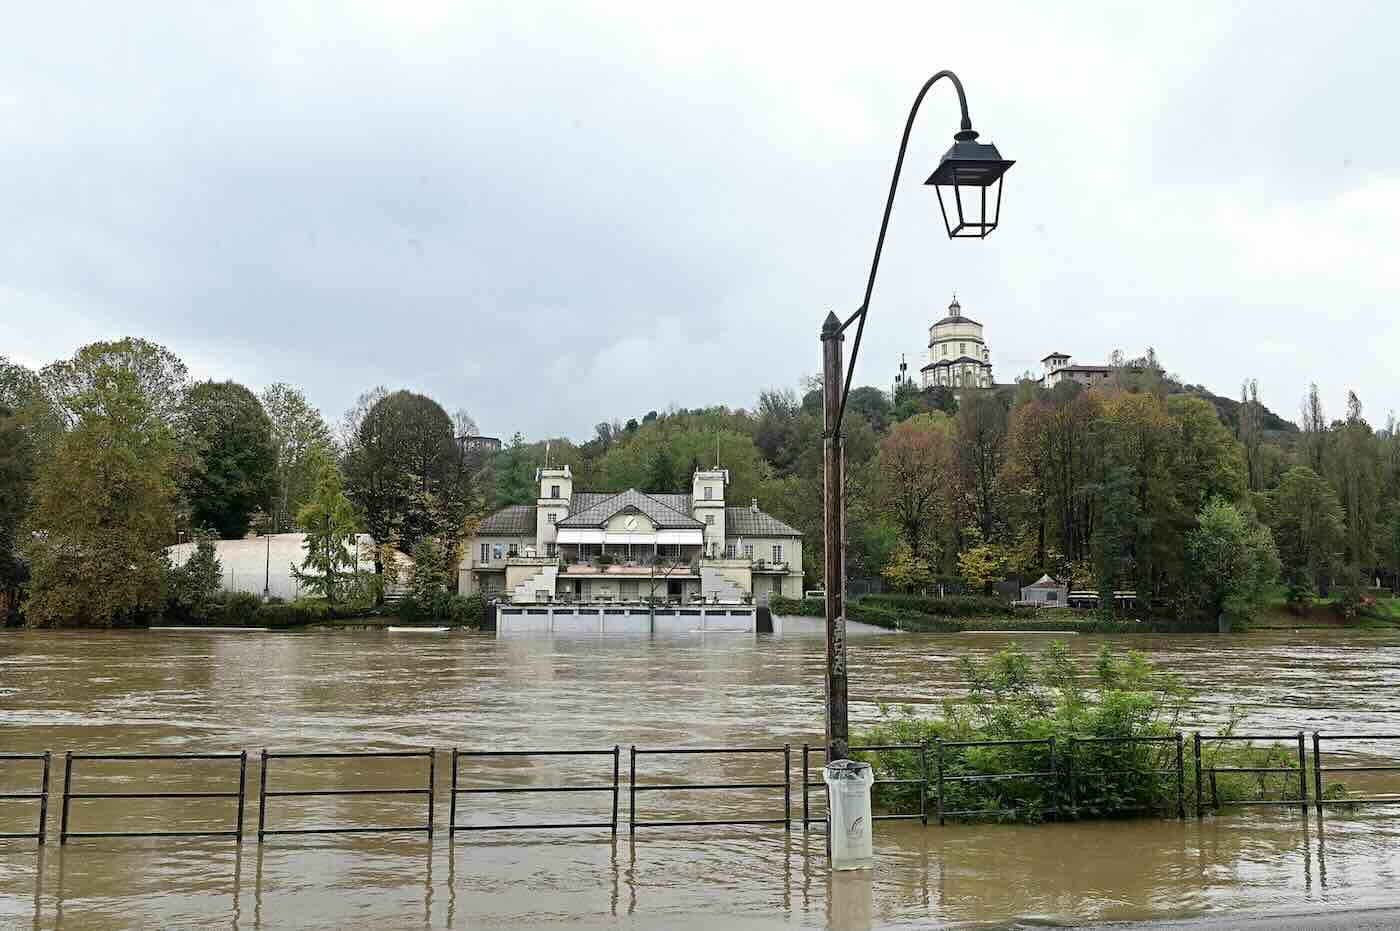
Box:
[919,295,994,390]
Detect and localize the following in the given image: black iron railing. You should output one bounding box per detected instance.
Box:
[937,737,1058,824]
[258,749,434,840]
[0,752,51,845]
[60,751,246,843]
[800,743,928,829]
[1313,733,1400,810]
[629,746,790,830]
[1194,733,1308,816]
[449,747,620,834]
[1069,735,1184,819]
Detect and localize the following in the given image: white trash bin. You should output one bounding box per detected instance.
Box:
[823,758,875,871]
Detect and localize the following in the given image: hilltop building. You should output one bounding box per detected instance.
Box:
[919,295,994,390]
[1038,353,1112,389]
[461,466,803,604]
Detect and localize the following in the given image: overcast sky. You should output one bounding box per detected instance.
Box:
[3,2,1396,440]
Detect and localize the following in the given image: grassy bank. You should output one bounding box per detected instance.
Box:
[770,595,1215,634]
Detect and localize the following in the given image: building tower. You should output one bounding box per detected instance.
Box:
[919,294,994,390]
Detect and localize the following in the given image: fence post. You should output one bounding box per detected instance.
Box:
[801,744,809,830]
[783,744,791,829]
[607,744,618,840]
[449,748,459,835]
[426,748,436,838]
[629,746,636,834]
[1067,739,1077,817]
[1296,732,1308,814]
[59,751,72,845]
[1193,733,1203,818]
[920,742,929,827]
[1313,732,1323,813]
[257,749,269,842]
[236,750,248,841]
[38,751,51,846]
[1175,732,1185,820]
[935,740,945,826]
[1047,737,1057,822]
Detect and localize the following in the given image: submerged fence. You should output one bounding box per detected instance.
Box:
[5,732,1400,846]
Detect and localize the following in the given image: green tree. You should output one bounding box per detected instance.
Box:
[260,383,333,532]
[1088,466,1142,616]
[874,413,955,563]
[882,541,933,593]
[40,337,189,429]
[181,381,276,538]
[292,457,359,604]
[493,432,538,505]
[21,367,179,627]
[1186,498,1280,625]
[165,533,223,622]
[1268,466,1345,604]
[957,542,1010,595]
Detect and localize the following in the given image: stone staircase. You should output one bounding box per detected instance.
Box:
[700,567,747,603]
[511,565,558,603]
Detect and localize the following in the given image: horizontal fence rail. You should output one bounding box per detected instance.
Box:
[937,738,1058,824]
[1195,733,1308,817]
[449,747,620,835]
[0,753,51,844]
[60,752,246,844]
[1069,735,1185,820]
[629,746,791,831]
[258,749,435,840]
[1313,734,1400,810]
[801,743,928,829]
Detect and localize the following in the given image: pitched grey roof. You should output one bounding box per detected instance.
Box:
[477,505,536,536]
[556,488,703,529]
[725,506,801,537]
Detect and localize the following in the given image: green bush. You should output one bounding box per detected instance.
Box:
[863,593,1021,618]
[220,591,262,627]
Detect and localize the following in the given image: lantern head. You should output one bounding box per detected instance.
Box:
[924,131,1014,239]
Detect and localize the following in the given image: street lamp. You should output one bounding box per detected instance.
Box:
[820,71,1012,761]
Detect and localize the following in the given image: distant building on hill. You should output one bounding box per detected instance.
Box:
[919,295,995,391]
[1038,353,1112,389]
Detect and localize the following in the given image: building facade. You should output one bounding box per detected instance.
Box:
[461,466,803,604]
[1039,353,1112,389]
[920,296,994,390]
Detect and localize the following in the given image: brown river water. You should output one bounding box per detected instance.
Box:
[3,628,1400,929]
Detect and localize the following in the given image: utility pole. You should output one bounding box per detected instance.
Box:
[821,312,849,762]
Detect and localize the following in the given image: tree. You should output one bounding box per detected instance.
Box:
[165,534,223,622]
[957,542,1010,595]
[956,392,1008,541]
[40,337,189,429]
[260,383,333,532]
[292,457,359,604]
[1186,498,1280,625]
[1301,383,1327,474]
[493,433,538,506]
[1268,466,1345,604]
[1087,466,1142,615]
[181,381,276,538]
[874,413,955,563]
[1330,391,1380,589]
[883,541,933,593]
[21,367,179,627]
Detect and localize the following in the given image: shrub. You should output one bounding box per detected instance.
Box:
[220,591,262,627]
[862,593,1021,618]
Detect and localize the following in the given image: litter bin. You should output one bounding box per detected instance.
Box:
[823,758,875,871]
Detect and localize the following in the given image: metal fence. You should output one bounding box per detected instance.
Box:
[60,752,246,844]
[1313,733,1400,810]
[258,749,435,840]
[801,743,928,829]
[449,747,620,835]
[1068,735,1185,820]
[937,738,1058,824]
[1195,733,1308,816]
[0,753,50,844]
[629,746,791,831]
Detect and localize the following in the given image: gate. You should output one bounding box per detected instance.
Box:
[0,752,51,844]
[629,746,790,830]
[258,749,435,839]
[60,751,246,843]
[449,747,620,835]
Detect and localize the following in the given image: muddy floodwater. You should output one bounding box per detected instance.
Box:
[4,628,1400,929]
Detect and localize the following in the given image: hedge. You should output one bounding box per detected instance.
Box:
[861,593,1023,618]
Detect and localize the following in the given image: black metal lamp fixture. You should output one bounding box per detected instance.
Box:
[926,132,1014,238]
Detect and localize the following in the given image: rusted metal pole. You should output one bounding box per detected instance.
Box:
[821,313,850,762]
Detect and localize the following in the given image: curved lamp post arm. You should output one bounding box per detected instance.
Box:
[834,69,975,434]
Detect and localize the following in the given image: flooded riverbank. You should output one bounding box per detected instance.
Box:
[3,629,1400,928]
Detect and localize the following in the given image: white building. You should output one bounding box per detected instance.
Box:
[461,466,803,604]
[1039,353,1112,389]
[920,296,994,390]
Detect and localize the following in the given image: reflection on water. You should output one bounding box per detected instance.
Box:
[3,629,1400,927]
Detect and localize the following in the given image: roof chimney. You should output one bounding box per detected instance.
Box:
[751,498,759,513]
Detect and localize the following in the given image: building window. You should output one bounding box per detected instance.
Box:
[547,513,556,524]
[481,543,490,562]
[942,344,948,357]
[550,485,560,499]
[724,542,737,558]
[705,514,714,525]
[704,486,713,500]
[772,544,784,564]
[545,542,556,557]
[959,342,966,355]
[744,544,754,560]
[492,544,505,559]
[507,545,518,557]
